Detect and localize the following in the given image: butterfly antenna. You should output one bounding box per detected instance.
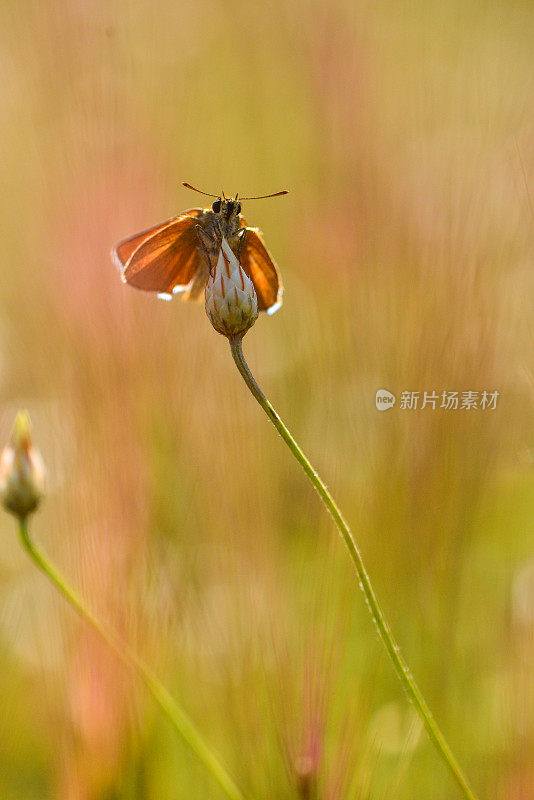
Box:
[182,182,220,199]
[240,189,289,200]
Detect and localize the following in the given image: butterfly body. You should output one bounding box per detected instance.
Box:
[192,199,244,282]
[112,194,283,313]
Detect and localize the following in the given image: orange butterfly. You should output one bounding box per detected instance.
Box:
[112,183,287,315]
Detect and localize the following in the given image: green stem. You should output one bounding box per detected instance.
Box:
[229,336,478,800]
[17,518,247,800]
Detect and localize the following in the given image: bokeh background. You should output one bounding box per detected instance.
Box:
[0,0,533,797]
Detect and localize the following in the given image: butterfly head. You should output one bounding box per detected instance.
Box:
[211,196,242,220]
[181,182,287,221]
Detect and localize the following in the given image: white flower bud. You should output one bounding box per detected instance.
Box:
[0,411,46,520]
[205,237,258,338]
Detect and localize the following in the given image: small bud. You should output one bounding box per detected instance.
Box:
[0,411,46,519]
[205,237,258,338]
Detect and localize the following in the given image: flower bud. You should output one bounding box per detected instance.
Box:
[0,411,46,519]
[205,237,258,338]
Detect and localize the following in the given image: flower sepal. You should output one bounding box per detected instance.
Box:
[205,237,258,339]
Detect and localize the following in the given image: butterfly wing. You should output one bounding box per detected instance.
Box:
[240,228,283,314]
[112,209,204,271]
[113,210,205,296]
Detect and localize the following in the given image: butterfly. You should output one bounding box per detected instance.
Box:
[112,182,287,315]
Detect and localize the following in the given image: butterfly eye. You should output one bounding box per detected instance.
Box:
[236,202,241,214]
[212,200,221,213]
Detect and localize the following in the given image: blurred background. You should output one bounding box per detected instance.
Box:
[0,0,533,797]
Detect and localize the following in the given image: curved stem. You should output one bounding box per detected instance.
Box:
[17,518,247,800]
[229,336,478,800]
